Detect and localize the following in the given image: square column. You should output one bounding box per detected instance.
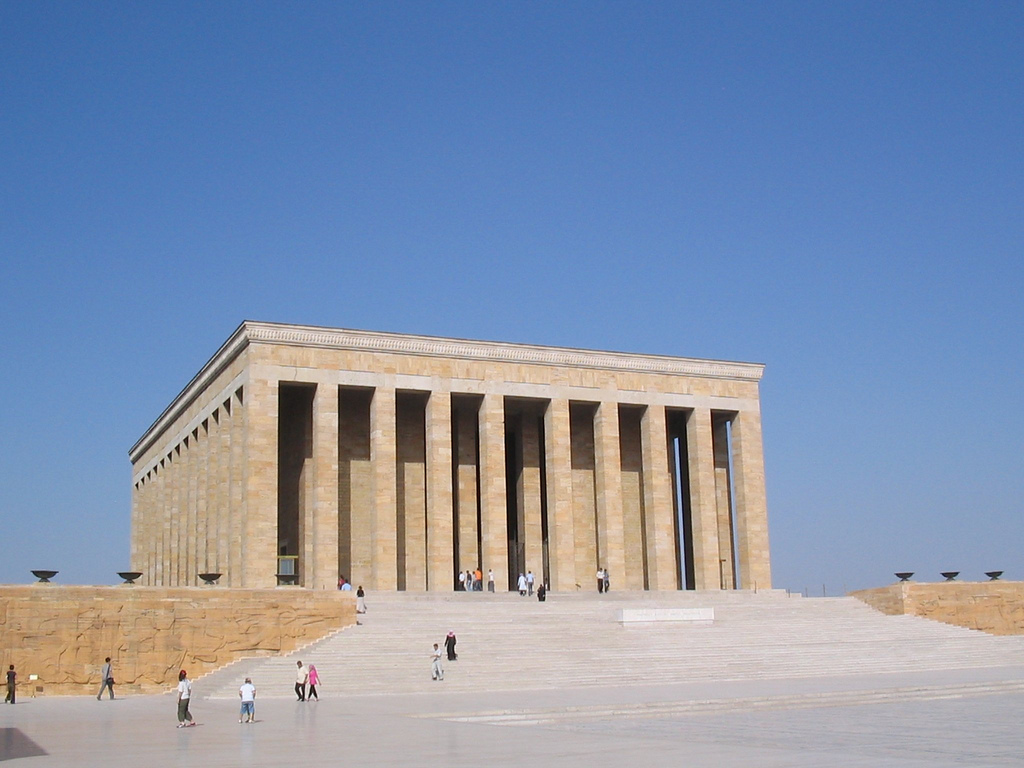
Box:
[594,401,625,589]
[641,404,676,590]
[686,408,723,590]
[712,415,735,589]
[453,399,480,575]
[520,412,544,580]
[544,398,574,591]
[426,391,454,591]
[228,392,245,586]
[731,408,772,589]
[370,386,398,590]
[243,378,279,588]
[311,383,340,590]
[479,394,508,591]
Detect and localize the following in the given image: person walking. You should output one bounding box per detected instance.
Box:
[458,570,466,591]
[597,567,605,593]
[526,571,535,596]
[4,665,15,704]
[517,573,528,596]
[176,670,195,727]
[474,568,483,591]
[444,631,458,661]
[487,569,495,592]
[431,643,444,681]
[96,657,115,700]
[603,568,610,593]
[356,586,367,614]
[238,677,256,723]
[307,664,320,701]
[295,660,308,701]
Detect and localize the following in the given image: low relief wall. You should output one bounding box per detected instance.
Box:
[0,585,356,696]
[851,581,1024,636]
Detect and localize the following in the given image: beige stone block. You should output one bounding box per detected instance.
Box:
[244,378,279,588]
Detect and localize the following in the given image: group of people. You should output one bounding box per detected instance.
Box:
[338,578,368,614]
[597,567,611,593]
[294,659,320,701]
[515,571,537,596]
[459,568,494,591]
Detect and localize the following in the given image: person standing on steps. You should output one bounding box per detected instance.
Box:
[4,665,15,704]
[96,657,115,700]
[431,643,444,680]
[238,677,256,723]
[517,572,528,596]
[176,670,195,727]
[488,569,495,592]
[356,586,366,614]
[445,631,458,661]
[537,583,547,602]
[474,568,483,591]
[527,570,535,596]
[459,570,466,591]
[597,567,605,593]
[603,568,610,593]
[307,664,320,701]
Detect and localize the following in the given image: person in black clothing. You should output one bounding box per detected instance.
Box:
[444,631,458,661]
[4,665,14,704]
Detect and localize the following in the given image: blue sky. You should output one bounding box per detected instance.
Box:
[2,2,1021,593]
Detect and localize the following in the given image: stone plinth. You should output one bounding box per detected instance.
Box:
[0,585,355,695]
[851,581,1024,636]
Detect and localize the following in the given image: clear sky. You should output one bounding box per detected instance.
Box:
[2,2,1021,593]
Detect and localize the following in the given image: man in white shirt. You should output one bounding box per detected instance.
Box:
[431,644,444,681]
[239,677,256,723]
[526,571,535,596]
[295,660,308,701]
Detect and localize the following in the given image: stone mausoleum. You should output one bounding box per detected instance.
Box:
[130,321,771,592]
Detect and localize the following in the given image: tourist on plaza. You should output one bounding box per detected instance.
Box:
[295,660,308,701]
[5,665,15,704]
[459,570,466,591]
[597,567,605,593]
[603,569,610,593]
[337,575,345,590]
[431,643,444,680]
[466,570,474,591]
[526,570,535,596]
[474,568,483,590]
[445,631,458,661]
[238,677,256,723]
[356,585,366,614]
[340,580,352,592]
[517,572,528,596]
[488,569,495,592]
[176,670,195,727]
[307,664,320,700]
[537,583,546,602]
[96,656,115,700]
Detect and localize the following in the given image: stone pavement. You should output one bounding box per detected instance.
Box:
[4,666,1024,767]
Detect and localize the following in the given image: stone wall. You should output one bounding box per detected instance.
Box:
[851,581,1024,636]
[0,585,356,696]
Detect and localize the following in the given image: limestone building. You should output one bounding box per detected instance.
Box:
[130,321,771,592]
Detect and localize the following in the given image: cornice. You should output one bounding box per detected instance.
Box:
[246,323,764,381]
[130,321,764,464]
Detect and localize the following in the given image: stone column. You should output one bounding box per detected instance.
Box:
[479,394,508,591]
[544,398,574,591]
[520,412,544,581]
[311,383,340,590]
[243,378,279,588]
[686,408,722,590]
[594,401,625,590]
[731,407,772,590]
[453,400,480,575]
[712,416,735,589]
[196,421,209,583]
[641,404,676,590]
[216,405,230,578]
[370,386,398,590]
[206,413,220,574]
[228,390,244,586]
[426,391,454,591]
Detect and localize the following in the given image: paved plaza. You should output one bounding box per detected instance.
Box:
[4,667,1024,767]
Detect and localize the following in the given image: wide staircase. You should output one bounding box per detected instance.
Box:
[198,589,1024,699]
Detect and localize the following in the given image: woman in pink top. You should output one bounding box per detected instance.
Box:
[307,664,320,701]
